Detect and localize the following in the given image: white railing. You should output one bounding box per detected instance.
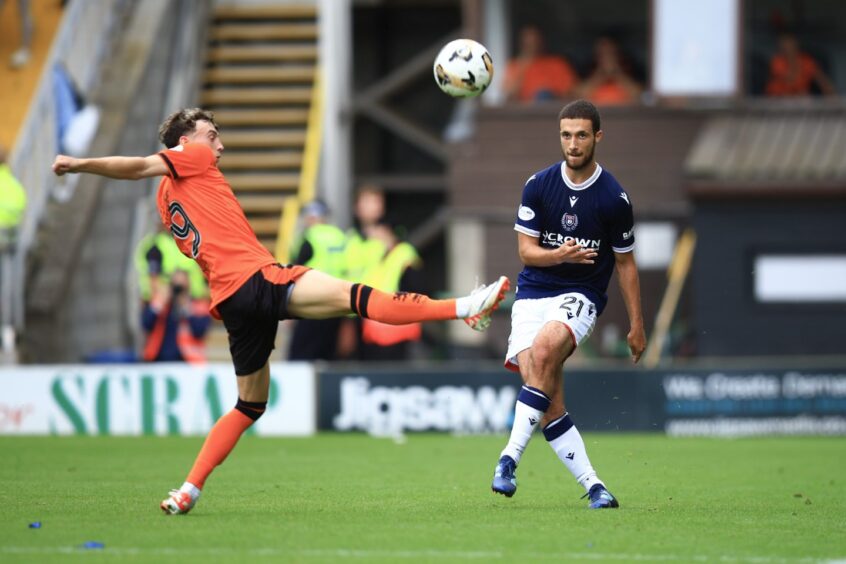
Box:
[5,0,127,354]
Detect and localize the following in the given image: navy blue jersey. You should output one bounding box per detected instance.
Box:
[514,162,635,314]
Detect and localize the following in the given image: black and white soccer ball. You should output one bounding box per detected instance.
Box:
[433,39,493,98]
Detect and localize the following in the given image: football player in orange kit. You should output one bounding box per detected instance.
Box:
[52,108,509,515]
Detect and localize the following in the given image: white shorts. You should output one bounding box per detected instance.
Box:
[504,292,597,372]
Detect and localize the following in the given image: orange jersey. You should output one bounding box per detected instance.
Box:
[156,143,276,317]
[588,80,637,106]
[766,53,820,96]
[505,56,578,102]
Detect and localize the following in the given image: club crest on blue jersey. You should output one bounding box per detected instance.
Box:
[561,213,578,231]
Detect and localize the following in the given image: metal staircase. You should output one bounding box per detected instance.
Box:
[202,3,318,254]
[201,4,319,361]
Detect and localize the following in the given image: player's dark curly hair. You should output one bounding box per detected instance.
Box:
[158,108,219,148]
[558,100,601,133]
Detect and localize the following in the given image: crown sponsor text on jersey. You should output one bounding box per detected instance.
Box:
[542,231,601,249]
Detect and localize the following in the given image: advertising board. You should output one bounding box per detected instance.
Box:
[0,363,316,436]
[318,366,846,437]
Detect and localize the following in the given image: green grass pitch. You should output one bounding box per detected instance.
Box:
[1,434,844,563]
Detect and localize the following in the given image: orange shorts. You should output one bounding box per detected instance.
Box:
[216,264,311,375]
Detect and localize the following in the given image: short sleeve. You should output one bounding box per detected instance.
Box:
[610,190,635,253]
[514,174,542,237]
[157,143,215,179]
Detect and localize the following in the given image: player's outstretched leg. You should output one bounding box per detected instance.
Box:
[289,270,510,332]
[491,384,552,497]
[543,412,618,509]
[350,276,510,332]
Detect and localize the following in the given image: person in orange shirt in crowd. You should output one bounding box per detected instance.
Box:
[51,108,509,515]
[577,36,643,106]
[504,25,578,103]
[765,32,836,97]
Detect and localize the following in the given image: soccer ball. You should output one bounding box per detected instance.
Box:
[433,39,493,98]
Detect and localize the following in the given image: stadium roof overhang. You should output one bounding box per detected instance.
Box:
[684,103,846,198]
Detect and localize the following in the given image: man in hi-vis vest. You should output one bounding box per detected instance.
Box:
[359,219,425,361]
[135,224,208,303]
[287,200,348,360]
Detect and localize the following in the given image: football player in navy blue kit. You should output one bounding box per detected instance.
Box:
[491,100,646,508]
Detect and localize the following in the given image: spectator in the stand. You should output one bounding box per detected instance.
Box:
[339,185,389,359]
[577,36,643,106]
[0,145,26,246]
[287,199,348,361]
[504,25,578,103]
[765,31,836,97]
[2,0,33,69]
[142,269,211,363]
[358,218,425,361]
[135,224,207,303]
[345,184,387,282]
[3,0,33,69]
[0,145,26,354]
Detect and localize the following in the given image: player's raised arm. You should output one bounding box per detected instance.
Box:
[52,153,168,180]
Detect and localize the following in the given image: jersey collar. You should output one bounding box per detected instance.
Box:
[560,162,602,191]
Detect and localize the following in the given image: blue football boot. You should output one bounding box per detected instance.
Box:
[491,455,518,497]
[583,484,619,509]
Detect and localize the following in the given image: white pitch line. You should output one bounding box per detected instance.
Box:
[0,546,835,562]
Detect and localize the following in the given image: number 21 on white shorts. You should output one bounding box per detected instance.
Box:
[504,292,597,371]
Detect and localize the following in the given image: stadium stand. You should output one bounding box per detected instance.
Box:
[17,1,210,363]
[0,0,63,149]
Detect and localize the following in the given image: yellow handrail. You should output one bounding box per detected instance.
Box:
[274,68,323,263]
[643,228,697,369]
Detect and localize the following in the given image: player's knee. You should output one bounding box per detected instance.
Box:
[529,343,559,373]
[235,398,267,422]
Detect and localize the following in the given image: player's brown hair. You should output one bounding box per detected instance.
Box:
[158,108,219,148]
[558,100,601,134]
